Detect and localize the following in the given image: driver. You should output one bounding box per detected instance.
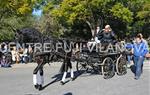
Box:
[97,25,116,44]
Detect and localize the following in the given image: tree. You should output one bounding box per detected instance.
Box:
[46,0,133,39]
[33,14,64,38]
[125,0,150,37]
[0,0,39,42]
[136,1,150,37]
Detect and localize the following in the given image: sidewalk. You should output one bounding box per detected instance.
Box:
[11,63,37,69]
[11,62,62,69]
[143,60,150,70]
[10,60,150,69]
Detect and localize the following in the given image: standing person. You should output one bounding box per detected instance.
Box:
[146,53,150,57]
[137,33,149,49]
[136,33,149,71]
[0,55,11,68]
[11,47,20,64]
[1,42,7,53]
[18,48,24,64]
[22,47,29,64]
[28,45,33,62]
[125,41,133,67]
[132,35,149,80]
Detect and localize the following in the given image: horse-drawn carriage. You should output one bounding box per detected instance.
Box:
[32,35,128,90]
[14,27,128,90]
[75,40,127,79]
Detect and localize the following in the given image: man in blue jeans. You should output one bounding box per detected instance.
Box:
[132,35,149,80]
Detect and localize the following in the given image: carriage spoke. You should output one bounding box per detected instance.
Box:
[116,56,127,76]
[102,57,115,79]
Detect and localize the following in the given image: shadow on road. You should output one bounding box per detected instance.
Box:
[40,69,103,90]
[64,92,73,95]
[40,73,62,90]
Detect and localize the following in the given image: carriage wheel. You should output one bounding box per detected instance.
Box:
[116,55,127,76]
[102,57,115,79]
[76,61,89,74]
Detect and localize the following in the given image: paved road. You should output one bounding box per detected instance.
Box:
[0,61,150,95]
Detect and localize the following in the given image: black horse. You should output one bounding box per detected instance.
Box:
[15,28,76,90]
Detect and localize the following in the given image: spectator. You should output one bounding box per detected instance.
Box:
[126,42,133,67]
[11,46,20,64]
[0,55,11,68]
[22,48,29,64]
[0,52,2,67]
[18,47,24,64]
[125,37,134,67]
[1,42,8,53]
[137,33,149,50]
[18,47,29,64]
[146,53,150,57]
[132,35,149,80]
[28,45,33,62]
[136,33,149,70]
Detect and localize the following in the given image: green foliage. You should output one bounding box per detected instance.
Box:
[33,14,64,38]
[136,2,150,20]
[0,15,35,42]
[49,0,150,39]
[51,0,87,24]
[110,3,133,23]
[0,0,37,42]
[43,2,53,13]
[0,0,150,41]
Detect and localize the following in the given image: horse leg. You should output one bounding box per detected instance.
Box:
[37,67,44,90]
[68,60,74,80]
[67,51,74,80]
[61,71,67,85]
[33,57,45,90]
[60,58,74,85]
[33,65,39,89]
[60,61,67,85]
[33,64,44,90]
[70,69,74,80]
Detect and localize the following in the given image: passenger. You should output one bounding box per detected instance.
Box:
[132,35,149,80]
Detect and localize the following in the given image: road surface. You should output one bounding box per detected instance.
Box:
[0,61,150,95]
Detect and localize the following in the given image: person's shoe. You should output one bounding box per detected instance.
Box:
[134,76,140,80]
[127,64,131,68]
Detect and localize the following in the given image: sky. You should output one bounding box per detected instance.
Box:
[32,8,43,17]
